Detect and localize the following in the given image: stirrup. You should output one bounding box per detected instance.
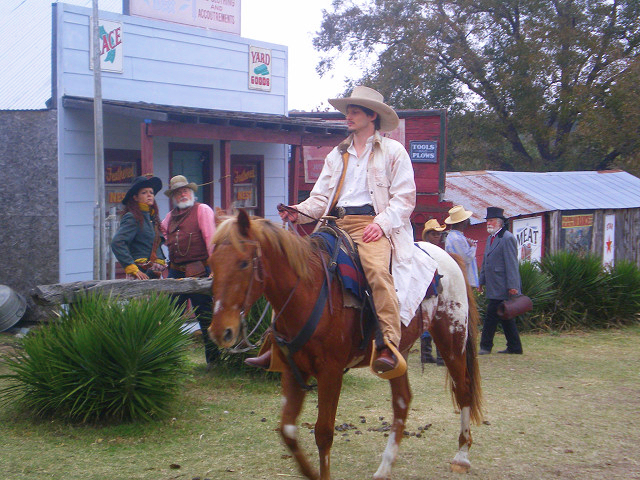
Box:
[369,338,407,380]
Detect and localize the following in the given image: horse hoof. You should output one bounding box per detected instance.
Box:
[450,462,470,473]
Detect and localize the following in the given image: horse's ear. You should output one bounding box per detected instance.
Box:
[214,207,227,226]
[237,209,251,238]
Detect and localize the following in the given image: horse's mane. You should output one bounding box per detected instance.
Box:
[213,216,323,282]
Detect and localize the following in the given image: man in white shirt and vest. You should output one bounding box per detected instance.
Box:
[277,86,416,374]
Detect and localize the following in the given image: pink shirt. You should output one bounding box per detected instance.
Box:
[161,203,216,256]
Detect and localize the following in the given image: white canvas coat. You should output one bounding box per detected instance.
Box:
[294,132,436,325]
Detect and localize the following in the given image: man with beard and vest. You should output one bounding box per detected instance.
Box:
[161,175,219,367]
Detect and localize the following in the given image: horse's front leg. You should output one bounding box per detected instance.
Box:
[314,369,344,480]
[373,371,412,480]
[280,370,318,480]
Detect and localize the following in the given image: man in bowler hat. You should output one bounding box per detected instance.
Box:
[478,207,523,354]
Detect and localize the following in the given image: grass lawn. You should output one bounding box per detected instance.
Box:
[1,325,639,480]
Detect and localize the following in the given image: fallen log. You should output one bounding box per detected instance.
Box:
[30,278,213,306]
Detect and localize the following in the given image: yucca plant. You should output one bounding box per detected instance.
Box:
[0,293,191,423]
[540,251,609,329]
[602,260,640,325]
[518,261,557,331]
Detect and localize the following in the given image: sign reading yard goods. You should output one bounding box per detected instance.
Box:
[129,0,240,35]
[249,46,272,91]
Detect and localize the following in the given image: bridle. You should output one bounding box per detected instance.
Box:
[217,238,300,354]
[217,239,266,353]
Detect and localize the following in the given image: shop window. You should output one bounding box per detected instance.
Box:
[231,156,263,217]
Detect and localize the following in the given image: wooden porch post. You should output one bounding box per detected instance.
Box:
[220,140,232,210]
[290,145,302,205]
[140,121,154,177]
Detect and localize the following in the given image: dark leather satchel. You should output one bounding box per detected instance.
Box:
[498,295,533,320]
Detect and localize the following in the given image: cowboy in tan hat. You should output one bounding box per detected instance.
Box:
[161,175,219,367]
[246,86,423,378]
[422,218,446,245]
[444,205,479,288]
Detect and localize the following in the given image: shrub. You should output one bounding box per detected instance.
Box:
[602,260,640,325]
[518,261,557,331]
[0,293,191,423]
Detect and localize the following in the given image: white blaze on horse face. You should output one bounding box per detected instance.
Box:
[283,424,297,439]
[213,300,222,315]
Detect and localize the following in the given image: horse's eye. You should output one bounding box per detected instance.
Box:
[238,260,249,269]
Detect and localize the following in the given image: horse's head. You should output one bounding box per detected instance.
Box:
[208,209,265,348]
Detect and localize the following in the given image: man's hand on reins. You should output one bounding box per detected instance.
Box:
[362,222,383,243]
[277,203,299,223]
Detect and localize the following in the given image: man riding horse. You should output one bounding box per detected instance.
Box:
[247,86,431,376]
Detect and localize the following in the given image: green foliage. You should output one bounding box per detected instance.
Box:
[603,261,640,325]
[314,0,640,171]
[518,261,557,331]
[513,252,640,331]
[0,293,191,423]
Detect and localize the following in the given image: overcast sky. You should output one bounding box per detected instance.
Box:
[0,0,359,111]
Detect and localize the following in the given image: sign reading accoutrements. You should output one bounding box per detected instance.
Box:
[409,141,438,163]
[129,0,240,35]
[249,46,272,91]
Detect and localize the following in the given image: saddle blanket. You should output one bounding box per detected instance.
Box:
[313,231,366,300]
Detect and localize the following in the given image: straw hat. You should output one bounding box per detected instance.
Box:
[421,219,446,241]
[444,205,473,224]
[122,176,162,205]
[328,86,400,132]
[164,175,198,197]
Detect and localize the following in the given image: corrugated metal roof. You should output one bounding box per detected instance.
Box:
[0,0,122,110]
[445,170,640,224]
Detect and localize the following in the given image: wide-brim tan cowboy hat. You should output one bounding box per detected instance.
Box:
[422,219,446,241]
[164,175,198,197]
[445,205,473,224]
[328,86,400,132]
[122,176,162,205]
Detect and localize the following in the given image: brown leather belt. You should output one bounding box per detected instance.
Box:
[170,260,206,272]
[330,204,376,219]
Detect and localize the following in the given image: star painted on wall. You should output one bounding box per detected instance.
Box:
[606,237,613,253]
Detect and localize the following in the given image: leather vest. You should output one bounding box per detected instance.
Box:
[167,203,208,264]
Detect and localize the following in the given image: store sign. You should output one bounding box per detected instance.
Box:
[409,141,438,163]
[561,213,593,255]
[512,216,542,263]
[129,0,240,35]
[602,214,615,268]
[248,46,272,91]
[90,19,124,73]
[106,162,136,184]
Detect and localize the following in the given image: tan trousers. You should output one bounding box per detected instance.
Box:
[336,215,401,348]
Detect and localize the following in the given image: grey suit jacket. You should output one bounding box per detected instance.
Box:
[479,227,521,300]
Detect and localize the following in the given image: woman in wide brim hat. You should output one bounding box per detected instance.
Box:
[111,175,166,280]
[328,85,400,132]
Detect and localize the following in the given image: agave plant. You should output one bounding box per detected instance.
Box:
[602,260,640,325]
[0,293,191,423]
[540,251,609,330]
[518,261,556,331]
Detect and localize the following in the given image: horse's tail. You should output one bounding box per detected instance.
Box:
[449,253,484,425]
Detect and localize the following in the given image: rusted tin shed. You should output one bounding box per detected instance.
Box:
[444,170,640,267]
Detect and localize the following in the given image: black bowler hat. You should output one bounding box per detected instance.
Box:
[122,176,163,205]
[485,206,506,220]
